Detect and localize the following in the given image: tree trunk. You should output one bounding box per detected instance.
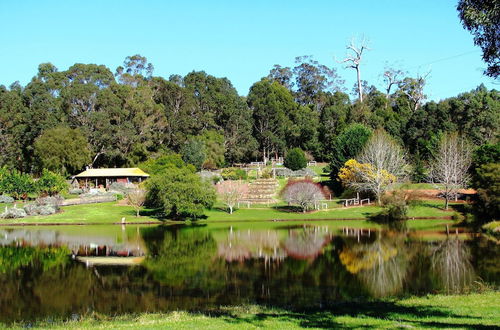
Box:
[445,196,449,210]
[356,67,363,102]
[229,206,233,214]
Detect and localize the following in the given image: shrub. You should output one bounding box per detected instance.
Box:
[24,203,57,216]
[274,168,316,178]
[284,148,307,171]
[36,169,68,197]
[221,168,247,180]
[368,190,414,228]
[68,188,83,195]
[281,179,326,212]
[2,171,36,200]
[0,206,27,219]
[199,171,223,184]
[0,195,14,204]
[109,182,135,194]
[145,166,216,219]
[23,196,63,216]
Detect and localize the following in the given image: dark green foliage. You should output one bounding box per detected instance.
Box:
[36,169,68,197]
[248,79,295,160]
[145,166,216,219]
[458,0,500,78]
[472,163,500,224]
[180,139,207,171]
[138,153,187,175]
[329,124,372,193]
[284,148,307,171]
[34,127,91,175]
[198,130,225,169]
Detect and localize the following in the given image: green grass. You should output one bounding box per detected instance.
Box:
[9,291,499,329]
[0,197,458,227]
[0,202,161,225]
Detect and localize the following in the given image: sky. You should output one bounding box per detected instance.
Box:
[0,0,497,101]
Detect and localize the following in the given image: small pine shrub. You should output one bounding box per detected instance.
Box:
[284,148,307,171]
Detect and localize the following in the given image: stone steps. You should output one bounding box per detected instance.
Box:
[241,178,279,204]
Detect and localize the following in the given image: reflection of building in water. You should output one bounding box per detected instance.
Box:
[218,226,332,262]
[0,228,146,258]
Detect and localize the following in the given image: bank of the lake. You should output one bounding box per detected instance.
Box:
[9,292,500,329]
[0,199,457,227]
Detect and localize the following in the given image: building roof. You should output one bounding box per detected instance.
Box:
[74,168,150,178]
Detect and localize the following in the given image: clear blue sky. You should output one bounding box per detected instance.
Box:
[0,0,496,100]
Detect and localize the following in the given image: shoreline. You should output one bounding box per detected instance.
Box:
[0,216,453,227]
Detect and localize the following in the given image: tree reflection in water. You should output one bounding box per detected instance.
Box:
[217,226,331,262]
[339,231,408,298]
[431,237,475,293]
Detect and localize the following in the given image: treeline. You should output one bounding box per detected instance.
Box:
[0,54,498,176]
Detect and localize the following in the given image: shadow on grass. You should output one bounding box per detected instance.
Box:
[137,208,208,221]
[196,300,494,329]
[272,205,304,213]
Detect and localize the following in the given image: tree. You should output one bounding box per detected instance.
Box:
[284,148,307,171]
[429,133,472,210]
[340,37,370,102]
[216,180,249,214]
[292,56,343,106]
[457,0,500,78]
[471,163,500,223]
[281,179,326,212]
[248,79,294,161]
[199,130,225,169]
[145,166,216,219]
[127,189,146,217]
[36,169,67,197]
[34,127,91,175]
[339,130,408,204]
[115,54,154,86]
[330,124,372,173]
[180,138,206,171]
[382,66,405,99]
[397,75,428,113]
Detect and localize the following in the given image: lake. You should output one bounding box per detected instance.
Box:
[0,222,498,324]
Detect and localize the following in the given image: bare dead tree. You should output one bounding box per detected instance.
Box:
[216,180,249,214]
[127,188,146,217]
[382,66,406,99]
[357,130,408,204]
[429,133,472,210]
[339,37,370,102]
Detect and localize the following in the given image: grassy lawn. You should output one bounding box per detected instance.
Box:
[10,291,499,329]
[0,198,458,227]
[0,202,161,225]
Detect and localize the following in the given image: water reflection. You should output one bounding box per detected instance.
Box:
[431,237,475,293]
[340,232,408,297]
[0,224,497,323]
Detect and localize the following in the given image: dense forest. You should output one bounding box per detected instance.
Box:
[0,54,498,177]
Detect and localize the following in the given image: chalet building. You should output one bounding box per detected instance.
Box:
[73,168,149,189]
